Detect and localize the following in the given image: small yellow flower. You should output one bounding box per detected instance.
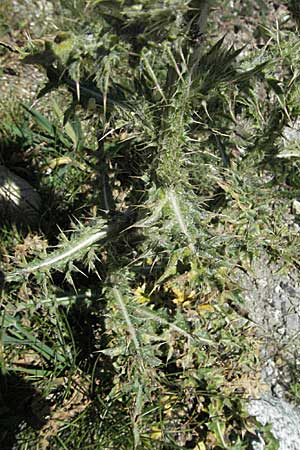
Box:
[197,303,214,313]
[133,283,150,304]
[150,426,162,440]
[171,286,196,307]
[193,442,206,450]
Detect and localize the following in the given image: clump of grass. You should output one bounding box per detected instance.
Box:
[1,0,300,448]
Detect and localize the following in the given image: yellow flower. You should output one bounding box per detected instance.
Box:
[150,426,162,440]
[197,303,214,313]
[171,286,196,307]
[133,283,150,304]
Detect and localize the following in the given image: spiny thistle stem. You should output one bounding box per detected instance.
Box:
[132,382,143,449]
[5,224,108,282]
[167,189,196,253]
[112,287,141,352]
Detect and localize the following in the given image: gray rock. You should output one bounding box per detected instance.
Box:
[235,255,300,394]
[0,165,41,227]
[234,255,300,449]
[248,395,300,450]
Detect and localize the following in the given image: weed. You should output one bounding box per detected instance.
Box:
[1,1,300,449]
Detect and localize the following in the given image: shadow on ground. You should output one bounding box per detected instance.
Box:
[0,372,50,450]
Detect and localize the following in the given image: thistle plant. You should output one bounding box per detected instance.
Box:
[2,0,299,449]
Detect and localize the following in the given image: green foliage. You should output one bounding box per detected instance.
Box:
[3,0,300,448]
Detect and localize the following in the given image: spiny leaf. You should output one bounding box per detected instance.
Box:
[5,220,108,282]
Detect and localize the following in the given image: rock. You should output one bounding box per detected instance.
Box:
[248,395,300,450]
[234,255,300,449]
[0,165,41,228]
[235,255,300,395]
